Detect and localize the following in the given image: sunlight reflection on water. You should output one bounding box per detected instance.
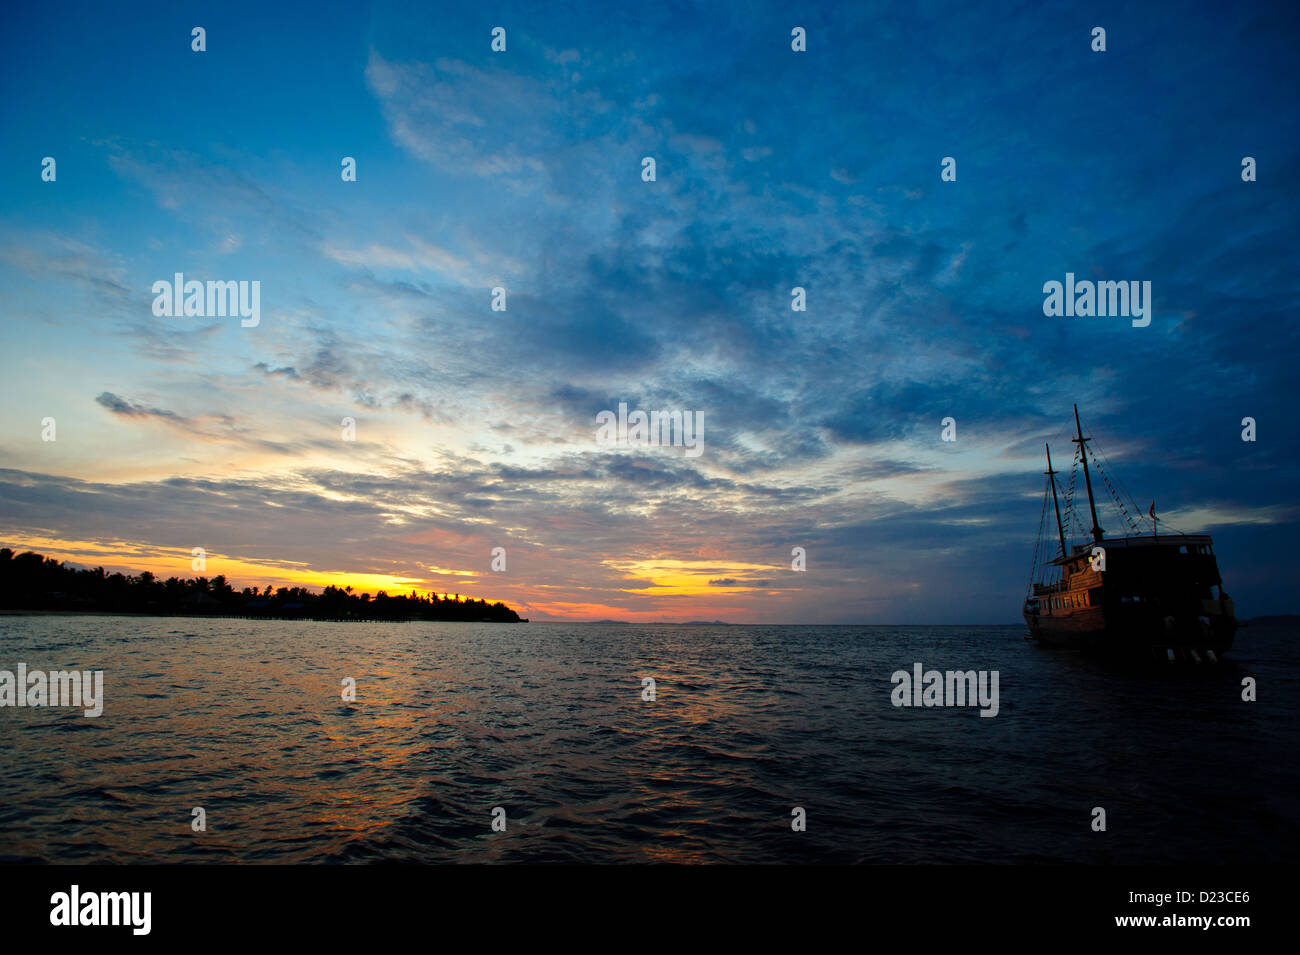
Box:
[0,616,1296,863]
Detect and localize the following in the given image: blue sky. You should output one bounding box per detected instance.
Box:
[1,0,1297,621]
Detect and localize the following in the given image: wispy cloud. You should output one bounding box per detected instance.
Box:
[1,1,1297,620]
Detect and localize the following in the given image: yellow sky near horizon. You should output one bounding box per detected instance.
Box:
[0,534,469,600]
[1,533,812,620]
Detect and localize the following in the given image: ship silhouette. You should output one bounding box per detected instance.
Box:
[1023,405,1238,660]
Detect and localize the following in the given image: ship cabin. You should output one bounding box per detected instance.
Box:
[1029,533,1234,639]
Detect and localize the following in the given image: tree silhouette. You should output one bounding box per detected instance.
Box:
[0,548,524,622]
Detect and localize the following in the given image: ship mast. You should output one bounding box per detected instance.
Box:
[1045,443,1067,558]
[1072,403,1104,544]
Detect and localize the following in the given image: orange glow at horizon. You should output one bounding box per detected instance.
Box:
[604,557,781,597]
[0,534,512,602]
[1,536,791,621]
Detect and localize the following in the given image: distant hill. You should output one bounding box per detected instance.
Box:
[1246,615,1300,627]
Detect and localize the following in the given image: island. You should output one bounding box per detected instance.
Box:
[0,548,525,622]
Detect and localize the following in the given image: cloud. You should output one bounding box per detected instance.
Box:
[252,363,300,380]
[2,3,1298,621]
[95,392,182,421]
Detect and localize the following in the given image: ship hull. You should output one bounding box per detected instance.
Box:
[1022,607,1236,660]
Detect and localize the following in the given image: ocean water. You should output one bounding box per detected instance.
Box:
[0,615,1296,864]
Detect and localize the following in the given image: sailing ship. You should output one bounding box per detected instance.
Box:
[1023,405,1238,660]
